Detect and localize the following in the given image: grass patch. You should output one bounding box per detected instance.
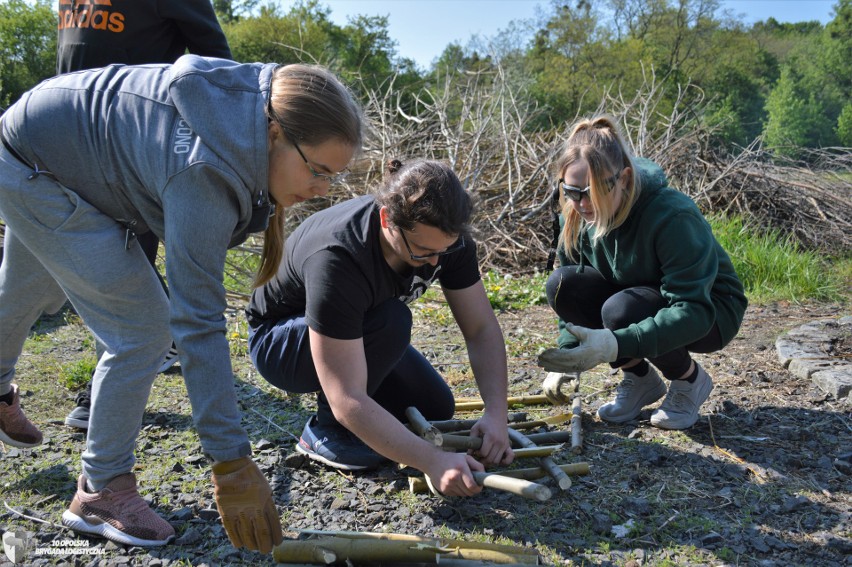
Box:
[709,215,849,304]
[481,271,549,311]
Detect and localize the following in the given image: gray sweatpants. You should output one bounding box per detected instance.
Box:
[0,146,170,489]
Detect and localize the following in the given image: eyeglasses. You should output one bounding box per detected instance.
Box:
[286,130,348,185]
[396,228,466,261]
[559,170,622,202]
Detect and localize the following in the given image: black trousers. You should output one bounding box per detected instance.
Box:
[545,265,723,379]
[248,298,454,426]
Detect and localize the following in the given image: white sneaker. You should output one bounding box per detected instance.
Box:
[597,366,666,423]
[651,364,713,430]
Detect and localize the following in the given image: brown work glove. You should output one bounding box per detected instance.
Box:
[211,456,283,554]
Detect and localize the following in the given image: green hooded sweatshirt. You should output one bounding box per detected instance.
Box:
[554,158,748,359]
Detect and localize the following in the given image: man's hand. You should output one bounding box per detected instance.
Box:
[538,324,618,372]
[425,453,485,497]
[470,413,514,467]
[212,456,283,554]
[542,371,579,404]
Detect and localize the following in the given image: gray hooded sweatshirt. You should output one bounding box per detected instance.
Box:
[0,55,276,461]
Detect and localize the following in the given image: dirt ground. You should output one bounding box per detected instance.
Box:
[0,299,849,566]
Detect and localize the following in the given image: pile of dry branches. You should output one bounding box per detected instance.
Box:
[333,64,852,273]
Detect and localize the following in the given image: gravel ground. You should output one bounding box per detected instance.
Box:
[0,298,850,566]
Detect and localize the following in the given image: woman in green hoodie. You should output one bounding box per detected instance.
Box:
[538,116,747,430]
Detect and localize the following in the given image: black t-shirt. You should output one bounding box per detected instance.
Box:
[57,0,231,74]
[246,195,481,340]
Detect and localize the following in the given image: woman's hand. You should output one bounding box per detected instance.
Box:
[538,324,618,372]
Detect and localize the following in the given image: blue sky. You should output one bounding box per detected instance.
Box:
[321,0,839,68]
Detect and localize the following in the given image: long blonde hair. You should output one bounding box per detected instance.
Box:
[554,115,639,262]
[255,64,364,287]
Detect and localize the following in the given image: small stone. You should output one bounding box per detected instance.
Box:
[833,459,852,475]
[283,452,308,468]
[255,438,275,451]
[197,508,220,521]
[176,528,202,546]
[781,495,810,513]
[172,507,194,522]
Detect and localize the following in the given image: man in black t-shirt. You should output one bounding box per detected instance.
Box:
[247,160,514,497]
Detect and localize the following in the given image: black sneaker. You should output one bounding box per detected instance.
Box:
[296,416,387,471]
[64,387,91,430]
[157,344,180,374]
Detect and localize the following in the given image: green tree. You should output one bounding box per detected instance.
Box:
[763,67,824,155]
[837,103,852,146]
[213,0,261,24]
[224,1,422,107]
[0,0,56,107]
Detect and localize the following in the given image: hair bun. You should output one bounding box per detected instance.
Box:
[386,159,403,175]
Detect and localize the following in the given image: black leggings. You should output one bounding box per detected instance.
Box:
[545,265,723,379]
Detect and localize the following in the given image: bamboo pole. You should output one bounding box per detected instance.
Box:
[438,433,482,450]
[405,406,443,445]
[454,394,552,411]
[273,534,540,564]
[507,429,571,490]
[430,412,528,432]
[570,382,583,455]
[472,471,552,501]
[436,433,563,460]
[434,414,573,439]
[408,462,590,494]
[526,431,572,444]
[296,530,540,560]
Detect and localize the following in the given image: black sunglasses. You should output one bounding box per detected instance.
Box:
[559,170,622,202]
[396,228,465,261]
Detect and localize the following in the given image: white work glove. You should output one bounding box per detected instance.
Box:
[542,372,579,404]
[538,324,618,373]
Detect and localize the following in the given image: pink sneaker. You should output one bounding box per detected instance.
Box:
[0,384,43,448]
[62,474,175,547]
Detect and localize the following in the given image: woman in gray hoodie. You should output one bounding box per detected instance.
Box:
[0,55,362,551]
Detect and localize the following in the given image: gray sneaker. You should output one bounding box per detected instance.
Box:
[597,366,667,423]
[651,364,713,430]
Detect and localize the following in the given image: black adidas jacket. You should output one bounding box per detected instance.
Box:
[57,0,231,74]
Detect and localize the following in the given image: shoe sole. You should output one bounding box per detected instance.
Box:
[61,510,174,547]
[294,442,371,471]
[0,429,42,448]
[157,348,180,374]
[64,417,89,430]
[597,380,667,424]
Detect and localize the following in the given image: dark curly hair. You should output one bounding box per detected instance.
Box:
[373,159,472,236]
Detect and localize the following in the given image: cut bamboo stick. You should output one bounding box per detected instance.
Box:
[405,406,443,445]
[274,534,539,564]
[430,412,528,432]
[408,462,590,494]
[570,386,583,455]
[526,431,572,444]
[436,434,563,459]
[455,394,552,411]
[472,471,552,501]
[507,429,571,490]
[296,530,540,558]
[438,433,482,450]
